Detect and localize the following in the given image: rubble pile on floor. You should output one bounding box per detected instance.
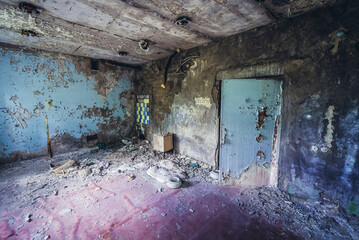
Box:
[235,186,359,239]
[0,141,358,239]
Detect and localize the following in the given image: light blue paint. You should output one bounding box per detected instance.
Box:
[0,49,131,158]
[220,79,282,180]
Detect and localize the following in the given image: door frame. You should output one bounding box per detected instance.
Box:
[216,63,285,187]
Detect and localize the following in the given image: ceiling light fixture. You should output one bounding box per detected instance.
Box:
[139,40,149,52]
[175,16,191,26]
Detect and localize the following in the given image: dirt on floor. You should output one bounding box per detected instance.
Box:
[0,140,358,239]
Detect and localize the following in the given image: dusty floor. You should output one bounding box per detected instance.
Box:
[0,141,358,239]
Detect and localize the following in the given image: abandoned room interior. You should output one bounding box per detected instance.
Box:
[0,0,359,239]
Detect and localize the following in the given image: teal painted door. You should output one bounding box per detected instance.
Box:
[220,79,282,185]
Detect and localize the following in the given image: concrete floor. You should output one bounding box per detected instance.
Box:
[0,142,358,239]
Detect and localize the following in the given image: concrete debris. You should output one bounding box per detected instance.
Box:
[121,139,132,145]
[1,140,357,239]
[210,170,219,180]
[24,213,32,222]
[127,173,135,180]
[235,186,359,240]
[78,168,92,179]
[59,208,72,216]
[147,166,172,183]
[158,160,177,169]
[50,159,77,174]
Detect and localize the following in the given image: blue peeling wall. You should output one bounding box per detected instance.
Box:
[0,47,135,162]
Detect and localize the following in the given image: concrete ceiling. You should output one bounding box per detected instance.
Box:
[0,0,340,65]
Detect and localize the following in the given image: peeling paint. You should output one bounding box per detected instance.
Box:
[256,134,263,142]
[222,162,271,187]
[0,48,135,162]
[324,105,335,148]
[194,97,211,108]
[256,107,267,130]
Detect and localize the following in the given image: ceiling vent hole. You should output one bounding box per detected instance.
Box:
[19,2,43,14]
[175,16,191,26]
[118,51,128,56]
[21,30,37,37]
[91,59,99,71]
[139,40,149,52]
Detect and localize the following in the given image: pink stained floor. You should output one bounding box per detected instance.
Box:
[0,176,302,240]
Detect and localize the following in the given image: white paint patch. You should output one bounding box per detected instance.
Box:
[324,105,335,148]
[311,146,318,151]
[23,109,31,120]
[59,208,72,216]
[0,7,45,35]
[321,147,329,153]
[195,97,211,108]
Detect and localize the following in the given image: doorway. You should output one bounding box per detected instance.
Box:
[219,79,282,186]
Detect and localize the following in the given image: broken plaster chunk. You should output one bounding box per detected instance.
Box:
[59,208,72,216]
[78,168,92,179]
[158,160,177,170]
[121,139,132,145]
[146,166,171,183]
[50,159,76,174]
[127,173,135,180]
[24,213,32,222]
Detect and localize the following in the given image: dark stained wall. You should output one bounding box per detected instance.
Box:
[136,0,359,213]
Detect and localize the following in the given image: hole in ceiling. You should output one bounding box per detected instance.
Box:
[118,51,128,56]
[175,16,191,26]
[139,40,149,52]
[21,30,37,37]
[91,59,99,70]
[19,2,44,14]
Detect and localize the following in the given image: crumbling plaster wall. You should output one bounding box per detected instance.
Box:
[0,46,136,163]
[137,1,359,212]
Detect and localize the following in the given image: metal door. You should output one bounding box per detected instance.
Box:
[219,79,282,186]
